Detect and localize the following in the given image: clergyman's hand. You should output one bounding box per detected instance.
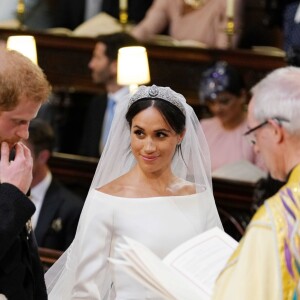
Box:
[0,142,33,194]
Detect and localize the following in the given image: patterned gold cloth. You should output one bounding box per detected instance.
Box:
[213,164,300,300]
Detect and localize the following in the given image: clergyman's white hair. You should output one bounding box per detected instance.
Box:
[251,66,300,135]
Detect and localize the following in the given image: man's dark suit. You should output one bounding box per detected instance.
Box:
[78,94,108,157]
[54,0,153,30]
[0,183,47,300]
[35,179,83,251]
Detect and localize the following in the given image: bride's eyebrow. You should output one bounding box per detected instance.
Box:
[132,125,171,134]
[132,125,144,130]
[154,129,171,133]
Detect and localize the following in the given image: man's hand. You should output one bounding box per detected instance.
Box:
[0,142,33,194]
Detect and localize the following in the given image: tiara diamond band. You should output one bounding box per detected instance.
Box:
[129,85,186,115]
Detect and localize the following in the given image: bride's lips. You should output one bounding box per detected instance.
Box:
[141,155,159,161]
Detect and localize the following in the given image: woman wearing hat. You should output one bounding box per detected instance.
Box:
[199,61,265,171]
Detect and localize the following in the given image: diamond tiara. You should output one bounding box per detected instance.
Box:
[128,85,186,115]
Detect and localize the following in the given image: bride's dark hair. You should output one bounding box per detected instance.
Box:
[125,98,186,135]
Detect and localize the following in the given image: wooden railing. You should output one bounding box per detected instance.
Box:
[39,247,63,272]
[49,152,98,198]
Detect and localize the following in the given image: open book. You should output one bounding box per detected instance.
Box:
[109,227,238,300]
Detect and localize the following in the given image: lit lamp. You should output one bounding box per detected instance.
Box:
[117,46,151,94]
[6,35,38,64]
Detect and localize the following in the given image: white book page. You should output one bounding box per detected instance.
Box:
[163,227,238,296]
[109,256,173,300]
[119,237,210,300]
[111,228,238,300]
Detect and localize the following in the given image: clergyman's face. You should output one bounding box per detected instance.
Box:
[88,43,113,84]
[130,106,182,175]
[0,97,41,149]
[247,99,282,179]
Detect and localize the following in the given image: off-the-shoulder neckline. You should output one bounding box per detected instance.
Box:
[91,188,208,200]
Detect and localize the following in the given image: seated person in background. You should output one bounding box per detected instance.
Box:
[199,61,265,171]
[24,119,83,251]
[131,0,243,48]
[213,66,300,300]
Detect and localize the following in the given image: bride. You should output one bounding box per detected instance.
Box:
[45,85,222,299]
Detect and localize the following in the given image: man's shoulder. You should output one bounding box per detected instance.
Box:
[267,182,300,215]
[250,191,279,224]
[251,202,269,223]
[47,179,83,208]
[252,181,300,222]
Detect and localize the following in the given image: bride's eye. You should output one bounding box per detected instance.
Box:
[156,131,168,138]
[133,129,144,137]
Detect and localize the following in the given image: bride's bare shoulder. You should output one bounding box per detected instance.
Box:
[97,174,132,196]
[97,178,121,195]
[173,178,197,195]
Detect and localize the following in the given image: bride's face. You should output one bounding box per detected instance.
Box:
[130,106,182,175]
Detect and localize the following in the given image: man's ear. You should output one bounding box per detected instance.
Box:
[37,149,51,164]
[269,119,284,144]
[110,60,118,76]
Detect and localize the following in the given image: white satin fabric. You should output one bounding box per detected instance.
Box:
[46,188,222,299]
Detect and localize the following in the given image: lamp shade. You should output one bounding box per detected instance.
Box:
[6,35,38,64]
[117,46,150,86]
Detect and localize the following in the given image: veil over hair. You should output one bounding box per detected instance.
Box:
[90,84,212,192]
[45,85,214,298]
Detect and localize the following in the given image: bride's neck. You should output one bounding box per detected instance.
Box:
[130,166,177,193]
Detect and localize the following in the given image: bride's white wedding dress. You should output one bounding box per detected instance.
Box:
[46,188,222,299]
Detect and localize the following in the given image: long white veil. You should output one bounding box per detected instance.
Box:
[45,85,214,299]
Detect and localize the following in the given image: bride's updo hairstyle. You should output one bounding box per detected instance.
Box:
[126,85,186,135]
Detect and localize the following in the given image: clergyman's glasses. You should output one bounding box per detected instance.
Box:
[244,117,290,145]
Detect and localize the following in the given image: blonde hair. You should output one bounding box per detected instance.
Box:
[0,48,51,110]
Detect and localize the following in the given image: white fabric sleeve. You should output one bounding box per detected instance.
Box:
[71,194,113,299]
[46,192,114,300]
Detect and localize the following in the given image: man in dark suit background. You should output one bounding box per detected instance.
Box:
[24,119,83,251]
[78,32,139,157]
